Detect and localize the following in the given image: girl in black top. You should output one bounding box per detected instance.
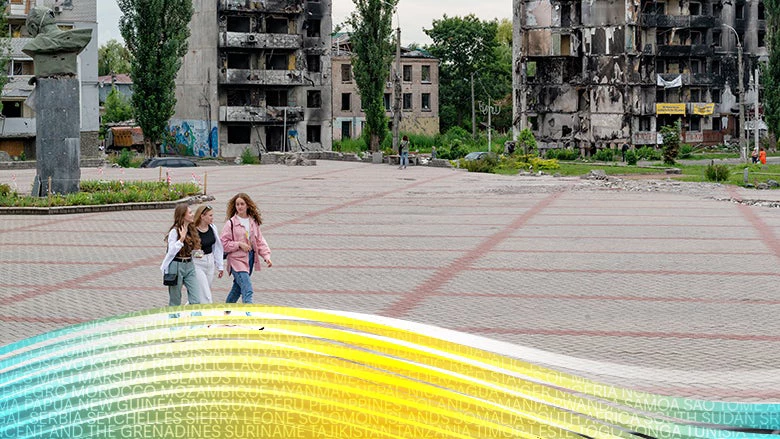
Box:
[192,205,225,303]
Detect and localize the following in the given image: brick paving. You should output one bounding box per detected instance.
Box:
[1,161,780,401]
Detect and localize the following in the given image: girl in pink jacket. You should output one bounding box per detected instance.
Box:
[220,193,272,304]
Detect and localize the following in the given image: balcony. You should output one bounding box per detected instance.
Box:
[219,106,304,123]
[656,44,713,57]
[219,0,304,14]
[220,69,308,85]
[640,14,718,28]
[219,32,302,50]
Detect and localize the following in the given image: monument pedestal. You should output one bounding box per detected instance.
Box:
[32,76,81,196]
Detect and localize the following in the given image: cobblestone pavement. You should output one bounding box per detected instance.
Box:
[1,161,779,401]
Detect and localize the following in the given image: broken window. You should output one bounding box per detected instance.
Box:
[1,100,21,118]
[736,4,744,19]
[403,93,412,110]
[421,93,431,111]
[712,30,721,47]
[526,61,536,78]
[759,1,766,19]
[227,53,250,69]
[690,31,702,45]
[656,88,666,103]
[341,93,351,111]
[712,116,722,131]
[227,16,251,32]
[562,125,572,136]
[306,19,321,37]
[640,117,652,131]
[341,64,352,82]
[307,125,321,143]
[10,60,33,76]
[561,3,571,27]
[266,89,288,106]
[759,31,766,47]
[403,65,412,82]
[712,59,721,75]
[528,116,538,131]
[690,88,701,102]
[266,126,284,151]
[341,121,352,139]
[227,125,251,144]
[306,55,320,72]
[653,2,666,14]
[266,17,288,34]
[227,89,251,106]
[266,54,288,70]
[307,90,321,108]
[384,93,391,110]
[690,117,701,131]
[712,88,721,103]
[689,2,701,15]
[421,65,431,82]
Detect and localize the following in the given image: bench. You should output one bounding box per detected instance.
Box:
[387,154,420,166]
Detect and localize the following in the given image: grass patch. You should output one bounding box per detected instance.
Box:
[0,180,202,207]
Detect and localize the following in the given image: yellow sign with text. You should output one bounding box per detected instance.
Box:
[656,103,686,115]
[692,103,715,115]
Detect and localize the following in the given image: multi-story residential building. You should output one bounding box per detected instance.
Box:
[173,0,332,158]
[512,0,766,154]
[0,0,99,159]
[331,34,439,141]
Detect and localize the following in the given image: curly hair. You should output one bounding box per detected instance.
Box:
[226,193,263,225]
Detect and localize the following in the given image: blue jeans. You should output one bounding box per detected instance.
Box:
[226,250,254,304]
[400,151,409,167]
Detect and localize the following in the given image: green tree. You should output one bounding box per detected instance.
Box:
[103,88,134,124]
[98,39,132,77]
[660,121,681,165]
[118,0,193,157]
[425,15,510,133]
[763,0,780,137]
[0,1,10,115]
[346,0,397,152]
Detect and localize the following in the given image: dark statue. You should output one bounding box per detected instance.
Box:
[22,7,92,78]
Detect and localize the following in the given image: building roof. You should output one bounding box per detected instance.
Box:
[98,74,133,86]
[332,33,437,60]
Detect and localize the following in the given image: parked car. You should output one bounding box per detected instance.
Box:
[139,157,198,168]
[463,151,493,161]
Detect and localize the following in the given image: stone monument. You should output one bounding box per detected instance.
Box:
[23,7,92,196]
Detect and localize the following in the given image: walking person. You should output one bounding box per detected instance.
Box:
[399,135,410,169]
[621,142,629,162]
[759,147,767,165]
[161,203,203,306]
[221,193,272,304]
[192,205,224,303]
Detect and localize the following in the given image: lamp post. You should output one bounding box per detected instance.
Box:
[479,97,500,154]
[722,24,746,162]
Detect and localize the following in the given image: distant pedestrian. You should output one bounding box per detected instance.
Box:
[431,145,437,159]
[621,143,629,162]
[399,135,410,169]
[192,205,224,303]
[751,148,759,164]
[161,203,202,306]
[759,147,767,165]
[221,193,272,304]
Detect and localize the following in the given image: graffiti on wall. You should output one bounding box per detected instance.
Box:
[164,120,219,157]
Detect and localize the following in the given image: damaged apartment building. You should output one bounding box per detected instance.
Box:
[173,0,332,158]
[512,0,768,153]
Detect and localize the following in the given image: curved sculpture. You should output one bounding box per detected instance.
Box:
[0,305,777,438]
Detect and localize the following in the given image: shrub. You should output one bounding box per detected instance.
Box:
[625,149,638,165]
[333,137,367,153]
[459,154,498,173]
[678,143,694,159]
[546,148,578,160]
[593,148,615,162]
[0,183,11,196]
[116,148,134,168]
[635,146,662,160]
[240,147,259,165]
[517,128,537,155]
[529,156,560,170]
[660,121,681,165]
[704,164,731,182]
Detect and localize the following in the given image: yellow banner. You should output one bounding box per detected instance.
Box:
[693,103,715,115]
[656,103,686,115]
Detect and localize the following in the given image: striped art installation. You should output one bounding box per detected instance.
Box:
[0,305,777,438]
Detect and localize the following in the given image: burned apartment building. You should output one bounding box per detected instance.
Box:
[173,0,332,158]
[512,0,768,154]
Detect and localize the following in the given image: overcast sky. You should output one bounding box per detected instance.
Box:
[97,1,511,46]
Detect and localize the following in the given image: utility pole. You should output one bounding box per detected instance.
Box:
[755,67,760,153]
[723,24,746,162]
[392,26,401,153]
[471,72,476,139]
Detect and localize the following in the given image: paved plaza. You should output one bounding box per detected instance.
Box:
[1,160,779,401]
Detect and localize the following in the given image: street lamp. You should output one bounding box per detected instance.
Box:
[722,23,746,162]
[479,98,500,154]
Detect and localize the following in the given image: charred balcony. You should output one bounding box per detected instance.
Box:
[220,68,309,85]
[220,32,302,49]
[656,44,713,57]
[219,0,304,15]
[219,105,304,123]
[657,73,716,86]
[640,14,718,28]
